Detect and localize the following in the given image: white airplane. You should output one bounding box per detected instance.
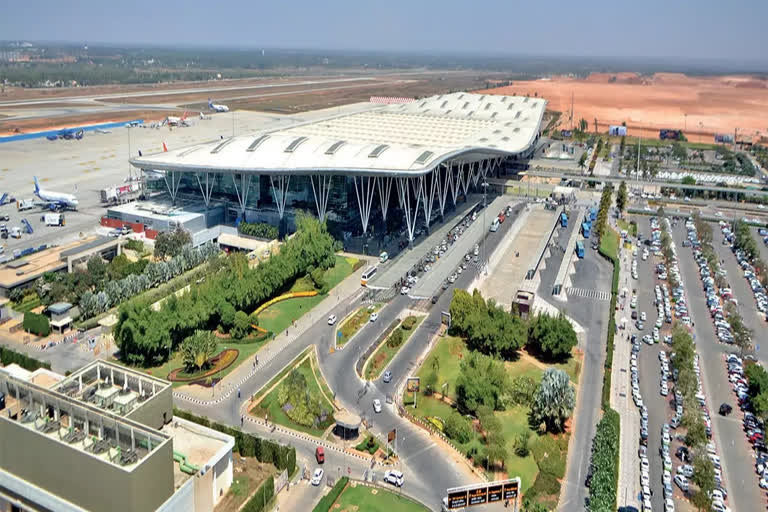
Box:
[163,112,189,127]
[208,98,229,112]
[33,177,79,210]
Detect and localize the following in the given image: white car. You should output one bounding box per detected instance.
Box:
[311,468,324,486]
[370,313,379,323]
[373,399,382,413]
[400,286,410,295]
[665,498,675,512]
[384,469,404,487]
[327,315,337,325]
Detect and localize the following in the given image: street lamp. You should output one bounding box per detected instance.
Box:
[481,180,489,275]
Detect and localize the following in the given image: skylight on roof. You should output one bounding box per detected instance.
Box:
[440,101,448,108]
[414,151,434,165]
[508,104,514,110]
[491,112,498,118]
[284,136,308,153]
[462,102,469,109]
[484,103,492,110]
[246,134,270,152]
[501,97,507,102]
[325,140,346,155]
[515,111,521,119]
[211,137,235,154]
[368,144,389,158]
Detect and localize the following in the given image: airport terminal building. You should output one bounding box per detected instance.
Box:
[130,92,546,240]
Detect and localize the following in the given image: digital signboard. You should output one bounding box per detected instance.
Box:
[445,478,520,509]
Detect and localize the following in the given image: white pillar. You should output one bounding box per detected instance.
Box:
[269,175,290,219]
[353,176,377,234]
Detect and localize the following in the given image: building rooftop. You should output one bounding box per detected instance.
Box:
[48,302,73,315]
[130,92,546,177]
[160,417,233,489]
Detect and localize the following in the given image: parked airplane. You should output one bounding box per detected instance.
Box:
[208,99,229,112]
[33,177,79,210]
[163,112,189,127]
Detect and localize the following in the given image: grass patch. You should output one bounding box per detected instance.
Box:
[414,335,467,401]
[355,434,380,455]
[258,255,357,335]
[251,354,335,437]
[364,316,423,380]
[336,304,381,347]
[600,226,620,259]
[11,294,41,314]
[334,482,430,512]
[549,351,583,384]
[498,406,540,493]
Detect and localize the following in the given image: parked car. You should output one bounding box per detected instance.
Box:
[311,468,324,486]
[327,315,337,325]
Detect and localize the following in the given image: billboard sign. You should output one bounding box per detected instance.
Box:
[715,133,734,144]
[561,129,573,138]
[446,478,520,509]
[406,377,420,393]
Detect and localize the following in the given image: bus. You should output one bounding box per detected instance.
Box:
[575,240,585,259]
[582,222,591,238]
[361,266,377,286]
[560,212,568,228]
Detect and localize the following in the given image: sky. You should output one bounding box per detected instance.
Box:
[2,0,767,64]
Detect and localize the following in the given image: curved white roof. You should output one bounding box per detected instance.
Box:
[130,92,546,177]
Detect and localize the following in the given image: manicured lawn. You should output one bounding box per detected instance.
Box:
[336,303,381,347]
[617,219,638,238]
[505,359,544,382]
[334,482,430,512]
[497,407,539,493]
[258,255,357,335]
[550,352,582,384]
[364,316,423,380]
[11,294,41,314]
[415,335,467,401]
[251,355,335,437]
[601,226,620,259]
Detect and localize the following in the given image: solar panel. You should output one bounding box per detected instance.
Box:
[368,144,389,158]
[414,151,434,165]
[211,137,235,154]
[325,140,346,155]
[246,134,270,152]
[284,136,308,153]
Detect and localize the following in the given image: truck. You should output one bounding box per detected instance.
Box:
[42,213,65,226]
[560,212,568,228]
[100,182,141,204]
[590,207,598,222]
[17,199,36,212]
[10,227,21,239]
[576,240,585,259]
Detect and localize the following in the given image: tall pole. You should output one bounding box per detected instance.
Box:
[482,179,488,275]
[232,111,235,138]
[127,126,132,181]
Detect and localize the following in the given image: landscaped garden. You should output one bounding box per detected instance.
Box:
[402,289,580,508]
[250,350,336,437]
[336,304,381,347]
[332,482,430,512]
[364,315,422,380]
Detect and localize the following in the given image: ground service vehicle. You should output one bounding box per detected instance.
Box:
[560,212,568,227]
[42,213,64,226]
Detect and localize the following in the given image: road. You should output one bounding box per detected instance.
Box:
[669,220,764,512]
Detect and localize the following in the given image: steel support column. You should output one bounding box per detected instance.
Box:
[269,175,290,219]
[461,163,472,196]
[376,176,393,221]
[396,176,423,243]
[353,176,377,234]
[421,168,438,229]
[472,161,483,188]
[231,173,251,217]
[437,163,449,217]
[310,174,333,222]
[195,172,217,208]
[163,171,183,205]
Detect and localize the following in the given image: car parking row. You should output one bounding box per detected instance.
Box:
[721,222,768,317]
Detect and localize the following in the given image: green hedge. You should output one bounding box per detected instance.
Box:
[239,222,278,240]
[597,230,620,410]
[312,477,348,512]
[0,346,51,371]
[174,408,296,473]
[23,312,50,337]
[587,408,620,512]
[241,476,274,512]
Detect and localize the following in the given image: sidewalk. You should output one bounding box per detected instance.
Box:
[175,261,367,403]
[609,219,641,510]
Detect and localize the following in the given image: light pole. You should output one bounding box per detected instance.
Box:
[481,179,489,275]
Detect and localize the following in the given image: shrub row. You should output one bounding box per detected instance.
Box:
[173,408,296,473]
[587,408,620,512]
[239,222,278,240]
[241,476,275,512]
[597,230,620,410]
[312,477,348,512]
[23,312,50,337]
[0,346,51,371]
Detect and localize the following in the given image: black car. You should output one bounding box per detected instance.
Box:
[719,403,733,416]
[0,215,8,222]
[431,295,439,304]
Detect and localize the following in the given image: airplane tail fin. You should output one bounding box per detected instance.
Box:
[208,98,213,109]
[33,176,40,193]
[162,142,168,152]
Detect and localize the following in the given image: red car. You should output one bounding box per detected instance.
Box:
[498,213,505,224]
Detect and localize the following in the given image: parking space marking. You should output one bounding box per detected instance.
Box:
[566,287,611,301]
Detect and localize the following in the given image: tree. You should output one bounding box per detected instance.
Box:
[424,370,438,396]
[154,228,192,260]
[180,330,217,373]
[578,152,588,172]
[514,433,530,457]
[683,417,707,449]
[444,412,472,444]
[231,310,252,339]
[527,313,578,361]
[509,375,538,407]
[87,255,108,283]
[578,118,588,133]
[456,352,509,413]
[530,368,575,433]
[616,180,627,214]
[449,289,525,360]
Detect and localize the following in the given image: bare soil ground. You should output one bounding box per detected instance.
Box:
[483,73,768,143]
[215,456,276,512]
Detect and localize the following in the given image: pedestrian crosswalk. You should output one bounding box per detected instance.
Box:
[566,287,611,301]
